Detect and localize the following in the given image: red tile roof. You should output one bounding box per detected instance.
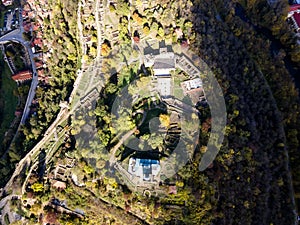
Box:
[14,111,22,117]
[28,11,35,18]
[23,4,31,11]
[52,180,66,190]
[35,61,43,68]
[22,11,28,18]
[36,31,43,38]
[2,0,13,6]
[33,38,42,47]
[12,70,32,82]
[290,4,300,12]
[133,36,140,43]
[37,69,44,77]
[168,186,177,195]
[293,12,300,28]
[32,23,40,31]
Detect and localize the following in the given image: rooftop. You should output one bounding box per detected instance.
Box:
[293,11,300,28]
[168,185,177,195]
[33,38,43,47]
[156,76,172,97]
[2,0,13,6]
[290,4,300,12]
[144,47,175,71]
[181,78,202,92]
[12,70,32,82]
[51,180,67,190]
[128,158,161,182]
[153,59,175,70]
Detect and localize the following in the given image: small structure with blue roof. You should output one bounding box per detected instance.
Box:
[128,158,161,182]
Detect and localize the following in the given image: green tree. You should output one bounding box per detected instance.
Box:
[117,1,129,15]
[157,27,165,37]
[22,32,32,41]
[89,46,97,58]
[148,133,164,149]
[5,50,14,57]
[31,182,44,192]
[159,114,170,127]
[84,165,95,175]
[151,21,159,33]
[109,3,116,12]
[101,43,111,57]
[143,24,150,35]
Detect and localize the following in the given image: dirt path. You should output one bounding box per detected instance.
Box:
[109,127,137,164]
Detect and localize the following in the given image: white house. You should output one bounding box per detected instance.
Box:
[128,158,160,182]
[181,78,202,92]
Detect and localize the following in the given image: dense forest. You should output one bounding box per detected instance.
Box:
[78,0,300,224]
[189,0,300,224]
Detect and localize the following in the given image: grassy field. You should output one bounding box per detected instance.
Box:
[0,54,18,145]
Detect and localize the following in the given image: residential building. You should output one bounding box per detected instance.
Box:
[128,158,161,182]
[23,4,31,12]
[14,110,22,117]
[2,0,13,6]
[37,69,44,77]
[32,23,40,31]
[174,27,183,39]
[35,60,43,68]
[28,11,35,19]
[23,22,31,32]
[288,4,300,33]
[168,185,177,195]
[51,180,66,190]
[22,11,28,18]
[12,70,32,82]
[181,78,202,93]
[33,38,42,48]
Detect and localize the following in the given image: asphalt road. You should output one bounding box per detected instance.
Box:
[0,3,103,223]
[0,7,38,125]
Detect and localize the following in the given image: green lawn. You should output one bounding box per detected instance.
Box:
[0,55,18,145]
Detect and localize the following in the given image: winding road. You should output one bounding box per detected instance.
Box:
[0,1,105,224]
[0,7,39,126]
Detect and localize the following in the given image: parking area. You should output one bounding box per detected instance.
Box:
[0,8,19,35]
